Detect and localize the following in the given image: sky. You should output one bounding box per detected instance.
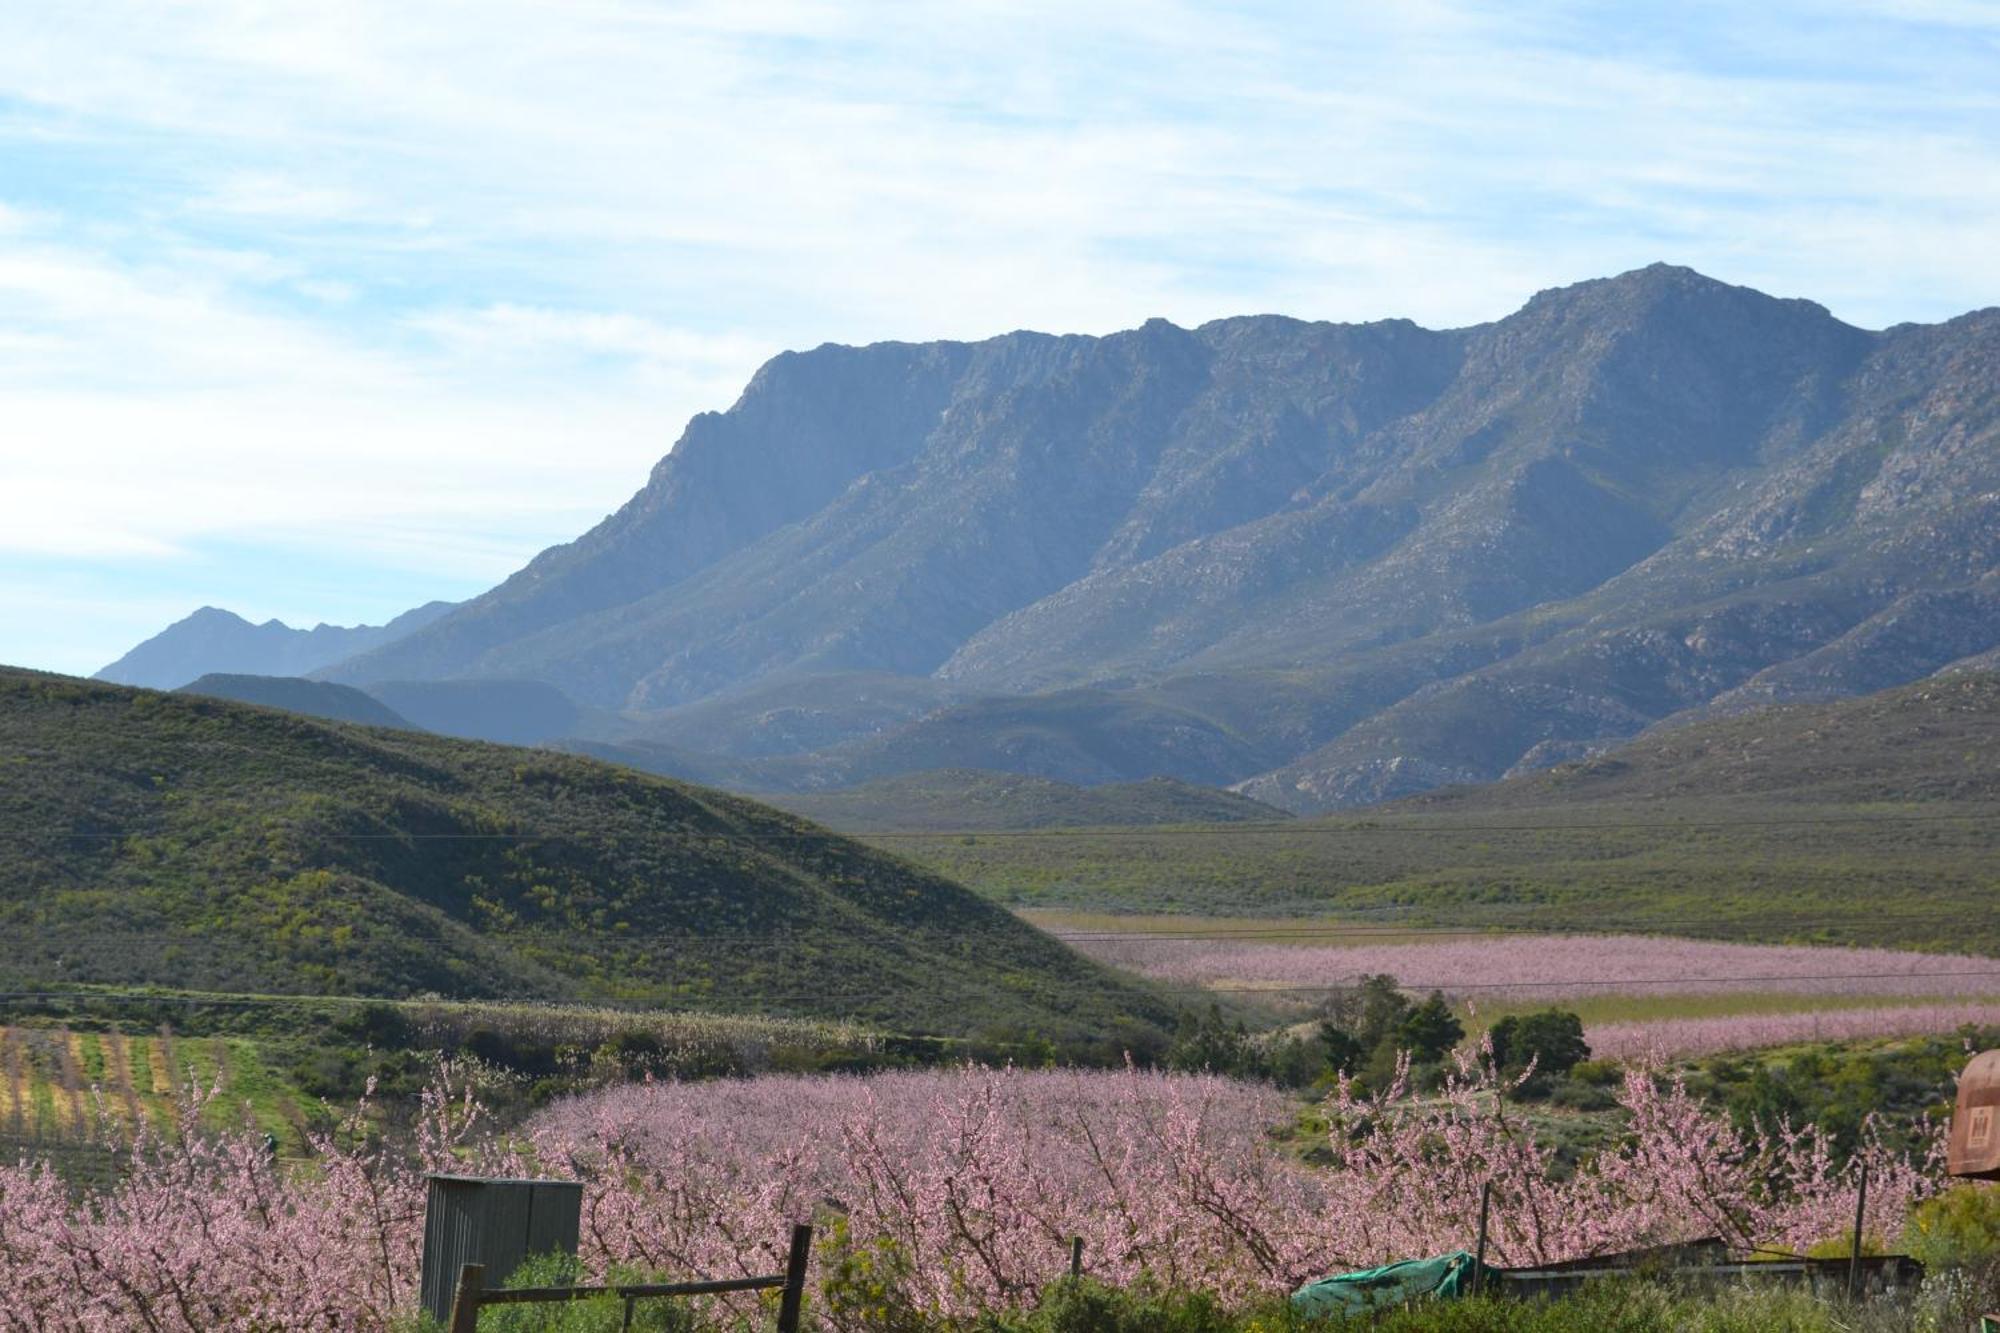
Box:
[3,1,1998,676]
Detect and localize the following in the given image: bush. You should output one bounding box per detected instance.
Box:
[1546,1077,1617,1111]
[1489,1010,1590,1098]
[1396,993,1465,1064]
[993,1279,1240,1333]
[1568,1058,1621,1087]
[1906,1183,2000,1269]
[478,1254,697,1332]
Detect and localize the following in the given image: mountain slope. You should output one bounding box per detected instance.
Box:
[768,769,1292,832]
[98,602,454,690]
[1402,670,2000,810]
[363,678,579,744]
[178,674,416,729]
[0,668,1169,1037]
[160,265,1997,810]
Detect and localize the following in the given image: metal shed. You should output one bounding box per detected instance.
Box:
[419,1174,584,1324]
[1949,1049,2000,1179]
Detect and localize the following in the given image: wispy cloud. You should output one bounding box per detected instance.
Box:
[0,1,1995,672]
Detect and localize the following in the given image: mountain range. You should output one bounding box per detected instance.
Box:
[97,603,455,689]
[101,265,2000,812]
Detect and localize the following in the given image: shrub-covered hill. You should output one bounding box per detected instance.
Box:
[768,768,1291,832]
[1405,671,2000,810]
[0,668,1172,1039]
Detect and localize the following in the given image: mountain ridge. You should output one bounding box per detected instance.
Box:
[107,264,2000,811]
[98,601,455,690]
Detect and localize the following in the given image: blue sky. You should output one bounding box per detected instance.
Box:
[2,1,1998,675]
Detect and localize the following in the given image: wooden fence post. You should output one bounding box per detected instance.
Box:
[776,1222,814,1333]
[447,1263,485,1333]
[1069,1236,1084,1280]
[1846,1165,1869,1301]
[1471,1180,1493,1297]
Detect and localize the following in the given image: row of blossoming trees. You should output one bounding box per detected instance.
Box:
[0,1057,1942,1330]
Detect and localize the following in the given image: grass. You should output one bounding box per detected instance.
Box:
[1023,911,1460,946]
[858,677,2000,955]
[1472,989,2000,1028]
[876,798,2000,954]
[0,1019,360,1153]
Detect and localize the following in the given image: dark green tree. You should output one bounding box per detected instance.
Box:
[1511,1010,1589,1079]
[1488,1008,1590,1098]
[1354,974,1412,1052]
[1166,1003,1257,1077]
[1317,1020,1365,1076]
[1395,991,1464,1062]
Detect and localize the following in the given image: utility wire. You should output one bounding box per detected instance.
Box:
[1187,969,2000,995]
[8,961,2000,1008]
[2,810,1994,840]
[3,910,1984,946]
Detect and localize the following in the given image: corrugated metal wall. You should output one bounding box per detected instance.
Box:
[419,1175,584,1323]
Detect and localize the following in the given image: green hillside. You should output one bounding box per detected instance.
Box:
[0,668,1170,1039]
[864,676,2000,953]
[768,769,1291,832]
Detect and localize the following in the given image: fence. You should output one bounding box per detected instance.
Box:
[446,1223,813,1332]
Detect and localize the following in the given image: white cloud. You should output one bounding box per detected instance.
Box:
[194,172,377,223]
[0,226,742,644]
[0,0,1996,673]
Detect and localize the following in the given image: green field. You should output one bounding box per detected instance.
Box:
[0,1023,311,1150]
[875,799,2000,953]
[844,675,2000,953]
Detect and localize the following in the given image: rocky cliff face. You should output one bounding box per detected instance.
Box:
[257,266,2000,808]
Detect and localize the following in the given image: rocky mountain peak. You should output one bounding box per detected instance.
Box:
[98,267,1999,812]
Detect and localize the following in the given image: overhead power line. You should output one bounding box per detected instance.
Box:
[5,963,2000,1014]
[1,809,1994,841]
[1188,969,2000,995]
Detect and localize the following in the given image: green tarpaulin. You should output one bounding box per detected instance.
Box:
[1290,1251,1503,1316]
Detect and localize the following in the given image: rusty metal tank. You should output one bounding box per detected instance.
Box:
[1949,1049,2000,1179]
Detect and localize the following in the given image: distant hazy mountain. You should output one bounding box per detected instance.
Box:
[178,674,416,729]
[364,678,579,745]
[98,602,454,690]
[165,669,580,748]
[216,265,2000,809]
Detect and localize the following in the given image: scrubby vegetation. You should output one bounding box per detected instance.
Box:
[0,669,1171,1040]
[871,676,2000,956]
[1686,1026,2000,1158]
[882,800,2000,952]
[768,769,1290,833]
